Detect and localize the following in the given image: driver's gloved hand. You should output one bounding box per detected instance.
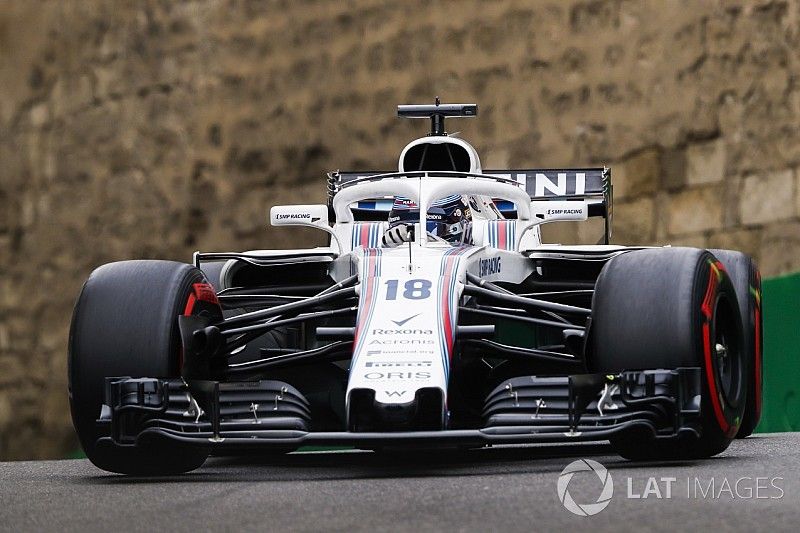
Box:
[382,224,414,247]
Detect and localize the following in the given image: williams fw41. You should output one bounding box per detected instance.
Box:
[69,102,763,474]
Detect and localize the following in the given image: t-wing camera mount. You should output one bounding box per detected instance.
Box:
[397,97,478,136]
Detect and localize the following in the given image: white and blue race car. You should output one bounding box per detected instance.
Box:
[68,102,763,474]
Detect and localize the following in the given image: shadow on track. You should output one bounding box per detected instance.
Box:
[72,441,738,485]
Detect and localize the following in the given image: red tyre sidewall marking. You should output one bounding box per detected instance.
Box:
[701,260,735,437]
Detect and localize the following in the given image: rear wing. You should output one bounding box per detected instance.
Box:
[327,167,613,242]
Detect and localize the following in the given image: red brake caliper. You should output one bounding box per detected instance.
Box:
[179,283,221,370]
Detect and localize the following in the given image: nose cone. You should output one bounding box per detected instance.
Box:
[348,387,445,431]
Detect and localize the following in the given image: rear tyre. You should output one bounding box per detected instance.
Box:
[709,249,762,438]
[200,260,227,291]
[69,260,219,475]
[590,248,746,460]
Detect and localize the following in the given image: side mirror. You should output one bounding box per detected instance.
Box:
[269,204,341,253]
[529,200,588,223]
[270,204,330,228]
[516,201,590,247]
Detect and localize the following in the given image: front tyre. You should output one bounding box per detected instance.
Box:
[708,249,762,438]
[69,260,219,474]
[590,248,746,460]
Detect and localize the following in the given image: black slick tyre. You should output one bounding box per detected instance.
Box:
[69,260,220,475]
[708,249,763,438]
[590,248,746,460]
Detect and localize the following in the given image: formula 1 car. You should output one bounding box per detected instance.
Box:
[68,102,763,474]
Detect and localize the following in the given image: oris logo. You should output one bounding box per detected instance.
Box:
[364,371,431,380]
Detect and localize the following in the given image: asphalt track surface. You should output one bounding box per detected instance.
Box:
[2,433,799,532]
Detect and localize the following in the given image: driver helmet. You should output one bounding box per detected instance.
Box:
[388,194,472,245]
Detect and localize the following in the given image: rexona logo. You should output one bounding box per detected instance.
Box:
[479,257,502,277]
[371,328,433,335]
[368,328,435,345]
[557,459,614,516]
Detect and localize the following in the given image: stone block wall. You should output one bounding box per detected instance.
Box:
[1,0,799,458]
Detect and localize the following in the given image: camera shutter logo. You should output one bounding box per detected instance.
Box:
[557,459,614,516]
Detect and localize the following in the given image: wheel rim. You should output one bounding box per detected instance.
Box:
[712,295,743,408]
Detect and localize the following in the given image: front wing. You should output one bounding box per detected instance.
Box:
[97,368,703,452]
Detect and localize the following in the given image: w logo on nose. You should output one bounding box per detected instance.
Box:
[385,391,406,397]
